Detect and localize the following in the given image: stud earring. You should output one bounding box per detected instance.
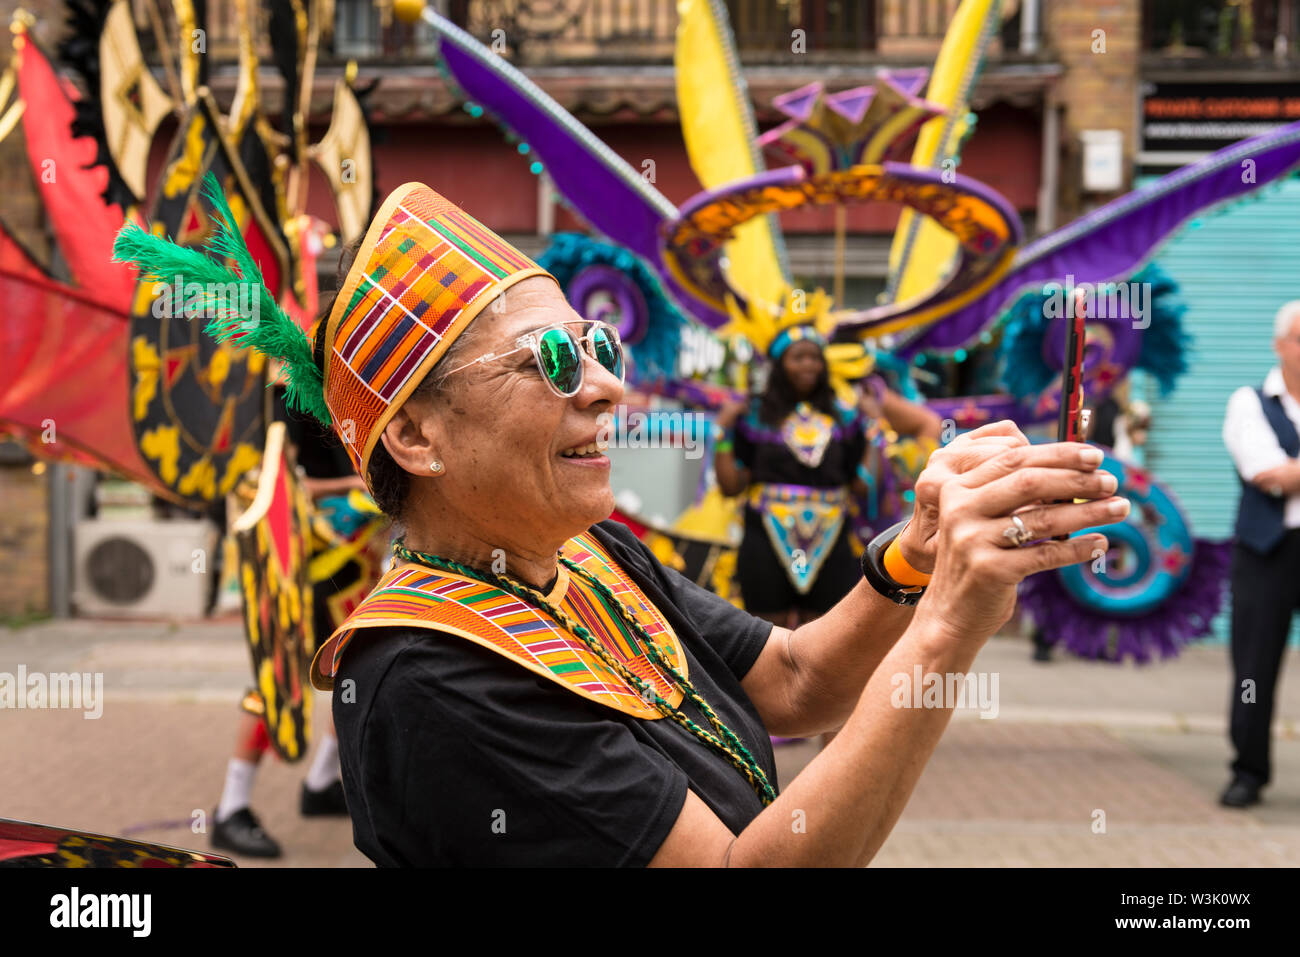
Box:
[430,460,444,473]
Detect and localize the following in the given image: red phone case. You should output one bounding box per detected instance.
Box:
[1054,292,1088,538]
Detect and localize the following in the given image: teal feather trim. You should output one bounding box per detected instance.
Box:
[868,350,922,401]
[996,262,1191,401]
[995,290,1062,401]
[1133,263,1192,397]
[537,233,686,381]
[111,172,332,426]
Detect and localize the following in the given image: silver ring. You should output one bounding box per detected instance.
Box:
[1002,514,1033,548]
[1270,485,1284,498]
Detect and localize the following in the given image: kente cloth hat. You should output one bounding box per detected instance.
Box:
[323,183,554,482]
[111,173,555,492]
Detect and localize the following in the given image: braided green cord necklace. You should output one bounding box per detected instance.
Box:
[392,537,776,807]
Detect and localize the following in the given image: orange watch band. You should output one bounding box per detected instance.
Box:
[883,536,932,587]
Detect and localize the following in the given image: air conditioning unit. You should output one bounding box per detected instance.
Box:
[73,519,219,619]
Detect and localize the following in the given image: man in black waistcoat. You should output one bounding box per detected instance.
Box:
[1221,301,1300,808]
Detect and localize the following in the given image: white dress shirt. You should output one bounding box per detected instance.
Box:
[1223,367,1300,528]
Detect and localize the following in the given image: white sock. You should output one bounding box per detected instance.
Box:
[303,733,340,792]
[216,758,258,823]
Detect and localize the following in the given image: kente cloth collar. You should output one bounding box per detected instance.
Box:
[322,182,557,486]
[768,324,826,360]
[309,530,687,719]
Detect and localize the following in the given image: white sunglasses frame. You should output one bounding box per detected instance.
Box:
[443,319,626,398]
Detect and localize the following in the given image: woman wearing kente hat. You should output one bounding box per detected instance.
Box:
[116,175,1129,866]
[713,291,942,634]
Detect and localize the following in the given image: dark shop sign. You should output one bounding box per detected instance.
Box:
[1142,81,1300,152]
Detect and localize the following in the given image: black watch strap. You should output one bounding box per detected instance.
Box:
[860,520,926,606]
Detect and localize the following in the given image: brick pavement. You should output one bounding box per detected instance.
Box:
[774,725,1300,867]
[0,699,367,867]
[770,637,1300,867]
[2,616,1298,866]
[0,616,365,867]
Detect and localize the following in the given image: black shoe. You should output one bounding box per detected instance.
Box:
[300,779,349,817]
[211,807,282,858]
[1219,778,1261,809]
[1032,642,1052,662]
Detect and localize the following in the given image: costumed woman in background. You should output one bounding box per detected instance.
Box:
[714,309,942,632]
[116,175,1126,867]
[211,346,385,859]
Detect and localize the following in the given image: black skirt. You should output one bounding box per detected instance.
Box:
[736,505,861,616]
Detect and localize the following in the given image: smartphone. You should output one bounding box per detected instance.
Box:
[1054,290,1088,539]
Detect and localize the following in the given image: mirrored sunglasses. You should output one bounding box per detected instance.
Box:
[445,319,625,398]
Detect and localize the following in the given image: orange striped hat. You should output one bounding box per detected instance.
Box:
[323,183,554,483]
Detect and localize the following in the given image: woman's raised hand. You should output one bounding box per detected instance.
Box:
[858,388,883,422]
[714,400,749,430]
[895,420,1036,574]
[912,428,1127,643]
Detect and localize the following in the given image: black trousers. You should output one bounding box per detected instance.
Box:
[1229,529,1300,787]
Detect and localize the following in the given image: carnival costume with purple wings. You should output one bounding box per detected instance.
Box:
[402,4,1300,663]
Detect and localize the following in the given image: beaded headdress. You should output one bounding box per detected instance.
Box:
[724,287,837,359]
[724,287,874,402]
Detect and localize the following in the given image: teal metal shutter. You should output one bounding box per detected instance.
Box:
[1139,173,1300,644]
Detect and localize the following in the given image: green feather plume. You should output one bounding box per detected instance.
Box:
[111,171,333,426]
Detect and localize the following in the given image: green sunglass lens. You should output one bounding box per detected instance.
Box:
[591,327,623,379]
[537,328,581,393]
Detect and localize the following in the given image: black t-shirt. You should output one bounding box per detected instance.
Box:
[733,397,866,489]
[331,519,777,866]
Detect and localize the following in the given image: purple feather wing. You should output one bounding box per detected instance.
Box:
[427,12,676,265]
[899,120,1300,355]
